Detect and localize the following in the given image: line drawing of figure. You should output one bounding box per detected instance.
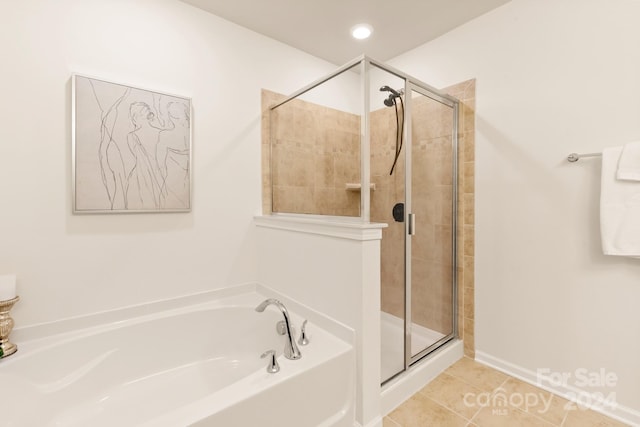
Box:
[75,75,191,212]
[157,101,190,208]
[89,81,131,210]
[126,102,165,210]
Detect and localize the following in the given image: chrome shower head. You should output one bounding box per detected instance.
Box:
[380,85,402,107]
[384,95,396,107]
[380,85,400,96]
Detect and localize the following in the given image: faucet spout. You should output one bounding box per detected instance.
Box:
[255,299,302,360]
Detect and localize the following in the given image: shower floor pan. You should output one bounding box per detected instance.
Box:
[380,311,446,381]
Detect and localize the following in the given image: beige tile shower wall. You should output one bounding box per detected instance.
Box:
[373,96,455,333]
[447,80,476,359]
[371,107,406,319]
[375,80,475,357]
[261,89,361,217]
[410,95,455,340]
[261,89,282,215]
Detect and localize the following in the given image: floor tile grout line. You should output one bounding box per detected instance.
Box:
[416,372,490,422]
[443,360,576,426]
[383,416,402,427]
[423,395,474,423]
[468,405,481,425]
[512,376,580,426]
[495,376,511,390]
[422,392,475,423]
[513,405,558,427]
[521,401,565,427]
[491,376,568,426]
[384,413,402,427]
[514,405,556,426]
[432,371,489,391]
[472,399,557,427]
[469,401,484,423]
[443,368,512,394]
[559,408,570,427]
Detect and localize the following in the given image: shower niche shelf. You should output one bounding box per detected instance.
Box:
[345,183,376,191]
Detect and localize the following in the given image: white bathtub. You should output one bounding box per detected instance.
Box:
[0,286,355,426]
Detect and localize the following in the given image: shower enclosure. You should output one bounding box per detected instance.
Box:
[266,56,458,385]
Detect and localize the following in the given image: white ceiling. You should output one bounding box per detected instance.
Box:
[180,0,511,65]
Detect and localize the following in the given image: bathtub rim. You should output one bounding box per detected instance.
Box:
[0,283,357,427]
[9,282,355,350]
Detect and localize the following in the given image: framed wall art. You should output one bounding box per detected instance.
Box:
[72,75,192,213]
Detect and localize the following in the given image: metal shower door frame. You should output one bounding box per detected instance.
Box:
[266,56,459,381]
[402,81,459,371]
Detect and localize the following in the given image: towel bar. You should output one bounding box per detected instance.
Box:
[567,152,602,162]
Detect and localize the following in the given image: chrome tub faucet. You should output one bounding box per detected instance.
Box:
[255,299,302,360]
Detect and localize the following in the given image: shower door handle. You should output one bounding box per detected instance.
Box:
[407,213,416,235]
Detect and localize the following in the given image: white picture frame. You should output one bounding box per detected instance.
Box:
[72,75,192,213]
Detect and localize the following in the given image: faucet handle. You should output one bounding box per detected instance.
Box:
[276,320,296,337]
[276,320,287,336]
[298,320,309,346]
[260,349,280,373]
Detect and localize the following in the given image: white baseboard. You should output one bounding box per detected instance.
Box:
[475,350,640,427]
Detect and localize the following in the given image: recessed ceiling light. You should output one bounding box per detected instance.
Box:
[351,24,373,40]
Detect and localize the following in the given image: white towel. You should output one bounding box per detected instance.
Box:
[616,141,640,181]
[600,146,640,257]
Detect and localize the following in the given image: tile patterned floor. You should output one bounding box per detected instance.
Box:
[384,357,630,427]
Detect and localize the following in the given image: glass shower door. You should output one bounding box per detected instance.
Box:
[378,76,458,384]
[371,68,407,383]
[407,83,457,362]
